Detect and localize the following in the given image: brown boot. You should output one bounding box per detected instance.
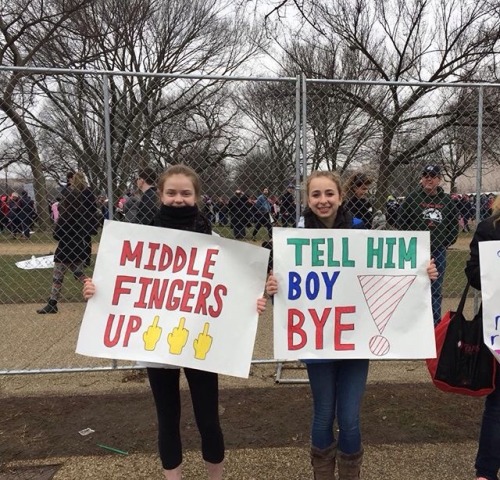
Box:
[337,447,363,479]
[310,442,337,480]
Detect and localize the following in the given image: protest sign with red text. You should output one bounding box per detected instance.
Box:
[76,220,269,378]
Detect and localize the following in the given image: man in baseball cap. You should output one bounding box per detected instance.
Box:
[422,164,441,177]
[397,163,459,325]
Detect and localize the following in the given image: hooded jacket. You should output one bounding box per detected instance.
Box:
[397,186,458,251]
[343,196,373,230]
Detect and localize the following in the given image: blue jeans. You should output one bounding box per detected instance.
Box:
[475,367,500,480]
[431,247,447,326]
[306,359,369,454]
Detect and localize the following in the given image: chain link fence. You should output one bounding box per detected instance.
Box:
[0,68,498,374]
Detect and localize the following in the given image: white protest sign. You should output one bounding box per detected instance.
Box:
[76,220,270,378]
[272,228,435,360]
[479,240,500,364]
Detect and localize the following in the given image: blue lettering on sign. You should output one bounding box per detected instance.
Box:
[287,271,341,300]
[288,272,302,300]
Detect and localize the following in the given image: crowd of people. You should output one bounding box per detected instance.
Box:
[0,190,36,239]
[1,164,499,480]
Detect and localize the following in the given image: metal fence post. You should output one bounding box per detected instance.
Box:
[102,73,114,221]
[474,86,484,312]
[294,75,301,225]
[475,86,484,224]
[301,73,307,179]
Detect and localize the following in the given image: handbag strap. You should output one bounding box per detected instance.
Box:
[456,279,471,316]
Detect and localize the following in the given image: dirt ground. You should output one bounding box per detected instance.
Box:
[0,366,484,469]
[0,232,484,479]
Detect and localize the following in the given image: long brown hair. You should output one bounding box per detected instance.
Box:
[343,172,372,199]
[492,195,500,225]
[71,171,88,192]
[58,172,88,219]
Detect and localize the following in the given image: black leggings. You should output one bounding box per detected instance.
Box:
[147,367,224,470]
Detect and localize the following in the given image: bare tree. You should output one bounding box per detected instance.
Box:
[235,80,297,191]
[260,0,500,206]
[26,0,265,203]
[0,0,92,229]
[278,41,381,172]
[232,148,288,195]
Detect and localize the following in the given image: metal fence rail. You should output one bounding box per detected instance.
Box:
[0,67,498,375]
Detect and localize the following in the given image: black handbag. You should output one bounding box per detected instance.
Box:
[427,280,497,396]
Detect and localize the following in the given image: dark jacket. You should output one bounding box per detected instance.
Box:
[465,214,500,291]
[135,187,158,225]
[397,187,459,251]
[228,193,249,227]
[280,191,296,220]
[303,205,352,229]
[123,195,140,223]
[54,189,96,264]
[344,196,373,230]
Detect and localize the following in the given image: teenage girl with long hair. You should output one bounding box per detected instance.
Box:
[84,164,266,480]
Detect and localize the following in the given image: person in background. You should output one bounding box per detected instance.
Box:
[343,172,373,229]
[465,194,500,480]
[228,188,249,240]
[372,209,387,230]
[251,187,272,240]
[270,195,280,220]
[202,195,215,223]
[122,190,140,223]
[459,194,474,233]
[7,192,26,239]
[135,167,158,225]
[397,164,458,325]
[60,170,74,197]
[83,164,267,480]
[37,172,97,314]
[385,195,400,228]
[265,170,438,480]
[8,190,35,240]
[215,195,229,226]
[0,193,9,232]
[97,194,109,221]
[20,190,36,238]
[280,183,297,227]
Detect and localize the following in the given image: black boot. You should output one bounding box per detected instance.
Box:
[37,299,58,314]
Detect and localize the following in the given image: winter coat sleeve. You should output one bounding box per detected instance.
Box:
[136,188,158,225]
[464,220,489,290]
[395,194,414,231]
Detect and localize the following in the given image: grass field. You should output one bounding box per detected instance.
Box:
[0,228,473,304]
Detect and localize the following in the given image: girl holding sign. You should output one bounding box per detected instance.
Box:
[266,170,438,480]
[84,164,267,480]
[465,195,500,480]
